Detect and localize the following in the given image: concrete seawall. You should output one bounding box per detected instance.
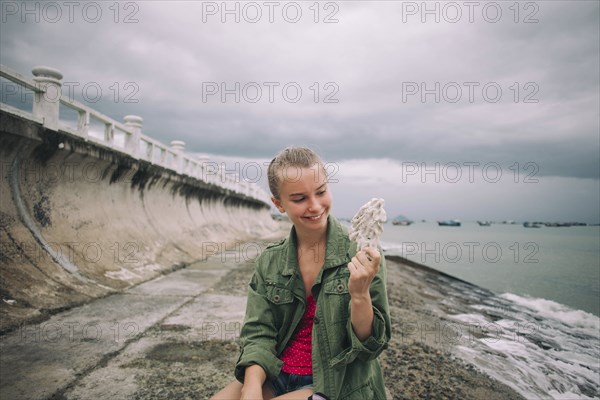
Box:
[0,110,276,333]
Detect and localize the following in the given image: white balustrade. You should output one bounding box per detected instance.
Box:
[0,64,271,206]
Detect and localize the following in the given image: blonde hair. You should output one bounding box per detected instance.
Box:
[267,146,327,199]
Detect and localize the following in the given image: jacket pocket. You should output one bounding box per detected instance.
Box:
[265,285,294,305]
[323,277,350,324]
[323,277,349,295]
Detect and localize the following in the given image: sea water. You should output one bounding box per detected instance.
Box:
[379,221,600,399]
[380,222,599,317]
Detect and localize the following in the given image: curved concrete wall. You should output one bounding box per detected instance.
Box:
[0,111,276,333]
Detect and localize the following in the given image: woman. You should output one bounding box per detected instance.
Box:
[211,147,391,399]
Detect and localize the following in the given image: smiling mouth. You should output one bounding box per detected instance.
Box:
[303,212,324,221]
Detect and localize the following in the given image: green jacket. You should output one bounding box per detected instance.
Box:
[235,216,391,399]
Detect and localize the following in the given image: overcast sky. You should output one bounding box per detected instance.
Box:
[1,1,598,222]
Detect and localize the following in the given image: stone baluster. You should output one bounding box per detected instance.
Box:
[32,66,63,130]
[170,140,185,173]
[196,155,211,183]
[124,115,143,157]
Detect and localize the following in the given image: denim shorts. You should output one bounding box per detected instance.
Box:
[268,371,313,396]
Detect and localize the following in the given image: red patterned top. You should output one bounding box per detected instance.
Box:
[280,294,316,375]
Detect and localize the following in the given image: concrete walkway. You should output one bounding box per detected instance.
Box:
[0,253,251,400]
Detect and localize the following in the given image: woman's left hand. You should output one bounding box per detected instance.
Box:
[347,247,381,298]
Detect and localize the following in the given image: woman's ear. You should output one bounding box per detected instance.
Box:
[271,196,285,213]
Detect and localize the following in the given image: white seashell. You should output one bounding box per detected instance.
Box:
[349,198,387,250]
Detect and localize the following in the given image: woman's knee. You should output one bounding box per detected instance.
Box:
[210,380,243,399]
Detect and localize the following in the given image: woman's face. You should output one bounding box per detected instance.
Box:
[271,163,332,234]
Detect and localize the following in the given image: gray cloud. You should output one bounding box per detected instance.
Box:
[1,0,598,221]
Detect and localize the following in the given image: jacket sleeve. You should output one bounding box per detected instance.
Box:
[234,255,283,383]
[331,252,391,367]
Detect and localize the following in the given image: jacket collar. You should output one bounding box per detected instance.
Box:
[281,215,354,277]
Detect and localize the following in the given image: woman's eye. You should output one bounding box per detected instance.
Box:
[317,190,326,196]
[292,198,305,203]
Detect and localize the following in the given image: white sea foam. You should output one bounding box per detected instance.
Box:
[449,293,600,399]
[500,292,600,334]
[450,312,490,326]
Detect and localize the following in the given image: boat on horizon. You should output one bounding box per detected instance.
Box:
[523,222,543,228]
[477,221,492,226]
[392,214,413,226]
[545,222,573,227]
[438,219,461,227]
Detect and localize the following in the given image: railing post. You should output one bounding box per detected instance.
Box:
[31,66,62,130]
[170,140,185,173]
[196,155,211,183]
[77,109,90,136]
[123,115,143,156]
[105,123,115,146]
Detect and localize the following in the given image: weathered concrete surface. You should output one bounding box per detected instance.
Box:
[0,241,528,400]
[2,251,530,400]
[0,252,256,400]
[0,109,276,333]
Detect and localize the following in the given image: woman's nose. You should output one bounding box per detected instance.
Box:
[307,196,319,211]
